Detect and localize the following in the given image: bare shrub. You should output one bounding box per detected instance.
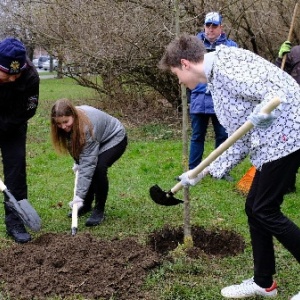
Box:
[1,0,299,106]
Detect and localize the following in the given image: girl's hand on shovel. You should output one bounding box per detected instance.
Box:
[69,196,84,209]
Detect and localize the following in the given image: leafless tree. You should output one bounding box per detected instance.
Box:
[0,0,299,106]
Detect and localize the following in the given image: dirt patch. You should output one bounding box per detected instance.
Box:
[147,225,245,258]
[0,233,161,300]
[0,226,245,300]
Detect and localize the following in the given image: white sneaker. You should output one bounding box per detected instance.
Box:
[221,278,278,298]
[291,291,300,300]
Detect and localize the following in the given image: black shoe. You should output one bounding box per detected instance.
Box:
[67,205,92,218]
[7,224,31,244]
[85,209,105,227]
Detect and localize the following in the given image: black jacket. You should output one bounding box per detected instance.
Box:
[0,59,39,135]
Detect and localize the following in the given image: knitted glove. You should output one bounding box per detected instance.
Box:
[69,196,84,209]
[278,41,292,58]
[248,112,276,129]
[179,168,210,186]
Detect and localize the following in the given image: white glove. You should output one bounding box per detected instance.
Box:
[72,163,79,173]
[69,196,84,209]
[248,112,276,129]
[179,168,209,186]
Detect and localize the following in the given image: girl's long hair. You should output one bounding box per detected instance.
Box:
[50,98,93,160]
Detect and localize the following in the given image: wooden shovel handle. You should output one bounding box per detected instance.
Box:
[170,97,281,194]
[71,203,78,228]
[281,3,298,69]
[71,170,79,233]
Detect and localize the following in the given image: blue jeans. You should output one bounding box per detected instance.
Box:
[189,113,227,169]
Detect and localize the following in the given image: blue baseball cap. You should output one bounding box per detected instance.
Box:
[0,37,27,74]
[204,12,222,25]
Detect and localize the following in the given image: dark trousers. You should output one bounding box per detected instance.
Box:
[0,124,28,228]
[189,113,227,169]
[84,136,127,211]
[246,148,300,280]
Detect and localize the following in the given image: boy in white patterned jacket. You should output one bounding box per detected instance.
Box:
[159,34,300,300]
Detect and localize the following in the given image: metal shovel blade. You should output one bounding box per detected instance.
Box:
[5,190,41,232]
[149,184,183,206]
[71,227,77,236]
[18,199,42,231]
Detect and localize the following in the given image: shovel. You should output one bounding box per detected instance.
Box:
[281,2,298,70]
[0,178,41,231]
[150,97,281,206]
[71,170,79,236]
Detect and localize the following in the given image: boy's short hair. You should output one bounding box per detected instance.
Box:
[159,34,206,70]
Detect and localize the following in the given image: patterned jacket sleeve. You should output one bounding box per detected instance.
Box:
[209,134,251,178]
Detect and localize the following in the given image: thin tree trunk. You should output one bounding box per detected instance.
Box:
[174,0,193,248]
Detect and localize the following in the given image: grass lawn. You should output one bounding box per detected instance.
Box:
[0,77,299,299]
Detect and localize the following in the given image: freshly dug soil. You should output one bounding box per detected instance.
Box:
[0,226,245,300]
[147,225,245,258]
[0,233,160,300]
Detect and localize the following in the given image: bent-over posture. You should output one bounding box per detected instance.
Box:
[159,34,300,300]
[51,99,127,226]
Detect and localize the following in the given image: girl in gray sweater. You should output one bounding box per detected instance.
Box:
[51,98,127,226]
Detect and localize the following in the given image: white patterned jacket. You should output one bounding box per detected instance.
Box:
[204,45,300,178]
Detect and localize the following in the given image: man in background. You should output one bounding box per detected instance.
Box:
[188,12,237,182]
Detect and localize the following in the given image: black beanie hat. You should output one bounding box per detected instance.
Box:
[0,37,27,74]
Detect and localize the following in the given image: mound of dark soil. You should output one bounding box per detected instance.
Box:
[0,233,161,300]
[147,225,245,258]
[0,226,245,300]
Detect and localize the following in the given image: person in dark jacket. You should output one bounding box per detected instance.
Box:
[50,99,127,227]
[276,41,300,193]
[0,37,39,243]
[277,41,300,84]
[188,12,237,181]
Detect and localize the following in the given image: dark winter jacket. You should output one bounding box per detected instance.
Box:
[276,45,300,85]
[0,58,39,136]
[189,32,237,114]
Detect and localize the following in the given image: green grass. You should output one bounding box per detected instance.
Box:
[1,77,300,299]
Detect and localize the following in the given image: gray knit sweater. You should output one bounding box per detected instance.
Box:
[75,105,126,199]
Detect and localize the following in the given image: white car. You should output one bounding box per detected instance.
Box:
[43,59,58,71]
[32,58,39,68]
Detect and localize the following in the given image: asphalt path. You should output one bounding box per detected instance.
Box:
[37,68,56,79]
